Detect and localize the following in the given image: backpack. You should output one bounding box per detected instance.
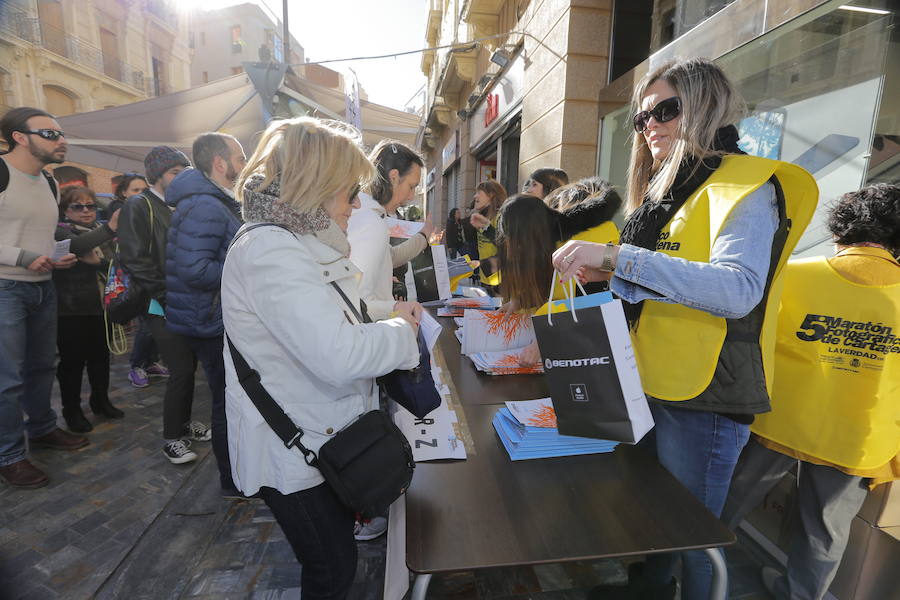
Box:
[103,195,153,324]
[0,156,59,199]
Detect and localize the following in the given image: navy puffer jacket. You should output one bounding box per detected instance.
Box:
[165,168,242,338]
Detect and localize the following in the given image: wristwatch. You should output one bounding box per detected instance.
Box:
[600,244,618,272]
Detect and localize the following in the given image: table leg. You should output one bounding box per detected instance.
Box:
[705,548,728,600]
[411,573,432,600]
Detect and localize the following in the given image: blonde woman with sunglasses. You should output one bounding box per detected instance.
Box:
[222,117,421,599]
[553,58,818,599]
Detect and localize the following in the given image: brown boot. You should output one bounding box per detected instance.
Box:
[0,459,49,489]
[30,428,89,451]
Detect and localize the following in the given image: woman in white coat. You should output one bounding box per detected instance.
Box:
[222,117,422,600]
[347,140,434,318]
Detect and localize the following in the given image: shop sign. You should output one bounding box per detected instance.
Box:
[441,130,459,172]
[469,51,524,148]
[484,94,500,127]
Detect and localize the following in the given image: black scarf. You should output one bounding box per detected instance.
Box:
[618,125,744,325]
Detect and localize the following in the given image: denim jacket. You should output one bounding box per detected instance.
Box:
[611,182,778,318]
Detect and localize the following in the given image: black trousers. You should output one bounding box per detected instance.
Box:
[184,334,233,490]
[259,483,357,600]
[56,315,110,411]
[146,315,197,440]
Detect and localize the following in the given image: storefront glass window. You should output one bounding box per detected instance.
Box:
[598,0,895,257]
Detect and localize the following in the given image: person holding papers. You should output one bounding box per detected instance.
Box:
[223,117,421,598]
[722,184,900,600]
[348,141,434,318]
[552,58,819,599]
[53,186,122,432]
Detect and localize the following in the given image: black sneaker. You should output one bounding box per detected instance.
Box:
[183,421,211,442]
[163,440,197,464]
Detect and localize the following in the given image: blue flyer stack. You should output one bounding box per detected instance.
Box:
[492,407,619,461]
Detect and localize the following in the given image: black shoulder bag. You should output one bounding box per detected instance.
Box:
[225,223,414,517]
[328,282,441,420]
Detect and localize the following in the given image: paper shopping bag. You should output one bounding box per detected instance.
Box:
[532,293,653,444]
[410,244,452,303]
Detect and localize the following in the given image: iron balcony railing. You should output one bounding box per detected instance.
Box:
[0,7,146,92]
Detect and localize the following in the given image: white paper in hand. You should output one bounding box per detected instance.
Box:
[50,239,71,261]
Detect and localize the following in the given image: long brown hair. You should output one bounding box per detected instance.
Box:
[476,179,506,219]
[497,194,559,310]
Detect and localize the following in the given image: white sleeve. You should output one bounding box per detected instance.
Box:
[243,237,419,388]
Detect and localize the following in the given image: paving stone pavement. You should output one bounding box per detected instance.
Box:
[0,347,774,600]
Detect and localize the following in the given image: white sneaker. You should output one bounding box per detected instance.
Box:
[354,516,388,541]
[183,421,211,442]
[163,440,197,464]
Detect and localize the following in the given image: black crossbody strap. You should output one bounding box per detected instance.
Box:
[226,336,319,466]
[329,281,372,324]
[229,222,293,250]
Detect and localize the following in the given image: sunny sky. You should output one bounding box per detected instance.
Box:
[196,0,428,112]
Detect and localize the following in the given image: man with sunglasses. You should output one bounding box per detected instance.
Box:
[164,133,246,492]
[0,107,87,489]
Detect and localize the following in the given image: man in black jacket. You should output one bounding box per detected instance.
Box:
[117,146,210,465]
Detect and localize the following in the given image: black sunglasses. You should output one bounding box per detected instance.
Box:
[632,96,681,133]
[68,203,96,212]
[18,128,66,141]
[349,183,361,202]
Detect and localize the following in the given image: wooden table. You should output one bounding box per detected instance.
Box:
[405,313,736,599]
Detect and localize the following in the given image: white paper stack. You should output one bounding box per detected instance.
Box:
[469,349,543,375]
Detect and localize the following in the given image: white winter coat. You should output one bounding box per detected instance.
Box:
[347,193,427,320]
[221,224,419,496]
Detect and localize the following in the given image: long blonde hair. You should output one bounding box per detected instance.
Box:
[625,58,745,213]
[236,117,375,213]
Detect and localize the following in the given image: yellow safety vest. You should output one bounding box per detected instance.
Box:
[632,154,819,401]
[752,257,900,470]
[551,221,620,301]
[478,214,500,285]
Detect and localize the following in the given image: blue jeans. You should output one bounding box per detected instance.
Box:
[0,279,60,466]
[130,316,159,369]
[644,403,750,600]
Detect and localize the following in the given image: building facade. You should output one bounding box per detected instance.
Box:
[189,2,304,86]
[0,0,193,191]
[419,0,622,225]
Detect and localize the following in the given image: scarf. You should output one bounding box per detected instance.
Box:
[241,174,351,257]
[618,125,744,325]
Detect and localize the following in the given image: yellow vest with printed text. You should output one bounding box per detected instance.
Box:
[631,154,819,401]
[551,221,620,301]
[751,256,900,470]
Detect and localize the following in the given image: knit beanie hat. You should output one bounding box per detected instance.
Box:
[144,146,191,184]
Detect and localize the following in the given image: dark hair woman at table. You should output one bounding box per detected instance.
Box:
[552,58,818,599]
[224,117,421,599]
[499,183,621,311]
[468,179,507,291]
[53,186,124,432]
[498,184,621,367]
[523,167,568,202]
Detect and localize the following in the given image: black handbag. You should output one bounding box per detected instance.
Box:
[226,335,415,518]
[328,282,442,420]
